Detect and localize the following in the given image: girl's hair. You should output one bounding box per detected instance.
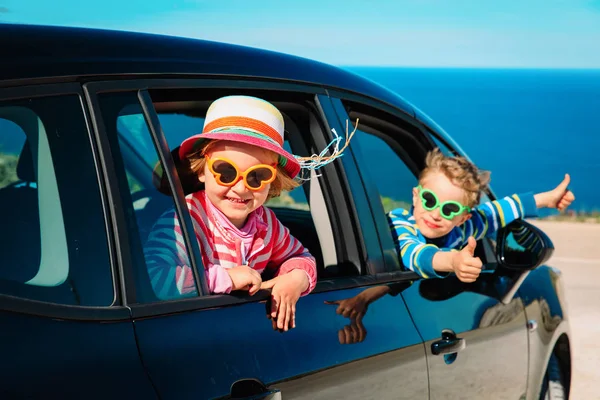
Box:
[187,141,300,199]
[419,148,491,208]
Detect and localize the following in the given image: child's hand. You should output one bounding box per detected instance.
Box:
[338,313,367,345]
[226,265,262,295]
[534,174,575,211]
[451,237,483,283]
[325,295,369,319]
[261,269,309,331]
[324,286,390,319]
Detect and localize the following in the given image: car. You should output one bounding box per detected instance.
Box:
[0,23,571,400]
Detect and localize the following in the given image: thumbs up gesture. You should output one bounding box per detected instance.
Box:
[451,237,483,283]
[534,174,576,211]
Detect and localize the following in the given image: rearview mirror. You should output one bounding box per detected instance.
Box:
[496,220,554,270]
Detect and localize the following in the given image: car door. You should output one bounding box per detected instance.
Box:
[0,84,156,399]
[330,95,530,400]
[85,80,429,400]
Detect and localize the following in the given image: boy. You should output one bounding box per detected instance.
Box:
[388,149,575,283]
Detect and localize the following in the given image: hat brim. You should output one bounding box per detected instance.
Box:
[179,132,301,179]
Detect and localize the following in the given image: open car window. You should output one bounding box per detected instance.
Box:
[99,88,357,304]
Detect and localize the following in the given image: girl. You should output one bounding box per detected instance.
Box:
[144,95,320,331]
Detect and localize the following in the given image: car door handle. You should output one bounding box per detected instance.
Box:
[230,378,282,399]
[431,329,466,356]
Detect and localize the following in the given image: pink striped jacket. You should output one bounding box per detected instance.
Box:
[143,190,317,300]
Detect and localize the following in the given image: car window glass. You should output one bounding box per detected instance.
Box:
[353,130,417,214]
[341,100,435,272]
[0,119,23,189]
[98,93,199,303]
[0,95,113,306]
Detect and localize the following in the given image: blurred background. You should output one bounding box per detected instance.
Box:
[2,0,598,397]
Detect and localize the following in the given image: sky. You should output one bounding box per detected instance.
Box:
[1,0,600,68]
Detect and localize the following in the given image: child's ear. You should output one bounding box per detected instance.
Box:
[412,186,419,206]
[198,170,206,183]
[460,213,472,224]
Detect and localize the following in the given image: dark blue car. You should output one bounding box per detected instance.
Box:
[0,24,571,399]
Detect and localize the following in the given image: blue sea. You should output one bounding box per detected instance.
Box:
[346,67,600,215]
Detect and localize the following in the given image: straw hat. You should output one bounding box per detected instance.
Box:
[179,95,301,178]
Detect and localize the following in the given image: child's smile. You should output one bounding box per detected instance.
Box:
[412,171,472,239]
[422,219,442,230]
[199,141,277,229]
[226,197,251,205]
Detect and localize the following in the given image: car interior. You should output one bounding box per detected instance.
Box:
[0,108,73,304]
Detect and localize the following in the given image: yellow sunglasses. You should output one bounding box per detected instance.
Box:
[206,156,277,191]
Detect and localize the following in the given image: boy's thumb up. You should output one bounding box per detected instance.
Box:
[463,236,477,256]
[555,173,570,194]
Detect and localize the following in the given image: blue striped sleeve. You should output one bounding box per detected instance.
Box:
[461,192,538,242]
[143,209,195,300]
[509,224,544,259]
[387,208,449,279]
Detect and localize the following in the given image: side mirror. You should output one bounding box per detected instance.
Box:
[496,219,554,270]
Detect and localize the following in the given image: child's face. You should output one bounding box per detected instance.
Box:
[412,171,472,239]
[199,141,277,229]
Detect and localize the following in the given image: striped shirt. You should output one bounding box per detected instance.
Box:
[143,190,317,300]
[387,192,539,279]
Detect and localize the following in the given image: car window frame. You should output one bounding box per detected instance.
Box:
[330,90,507,273]
[83,77,390,319]
[327,91,436,280]
[0,82,129,321]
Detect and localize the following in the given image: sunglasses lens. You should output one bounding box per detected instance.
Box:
[441,203,460,218]
[212,160,238,184]
[246,167,274,189]
[421,191,437,209]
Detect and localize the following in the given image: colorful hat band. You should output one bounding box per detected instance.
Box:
[203,116,284,147]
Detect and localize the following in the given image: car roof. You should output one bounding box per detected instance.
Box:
[0,23,415,117]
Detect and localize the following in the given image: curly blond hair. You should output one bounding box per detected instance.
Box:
[419,148,491,208]
[187,141,300,200]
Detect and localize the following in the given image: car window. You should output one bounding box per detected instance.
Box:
[97,92,199,303]
[0,95,113,306]
[99,90,342,304]
[353,130,417,214]
[339,100,436,272]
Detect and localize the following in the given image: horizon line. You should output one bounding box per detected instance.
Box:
[340,65,600,70]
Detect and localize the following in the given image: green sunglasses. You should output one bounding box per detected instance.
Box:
[417,185,471,220]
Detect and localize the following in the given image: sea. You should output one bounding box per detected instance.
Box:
[345,67,600,216]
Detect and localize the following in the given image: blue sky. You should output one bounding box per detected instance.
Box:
[1,0,600,68]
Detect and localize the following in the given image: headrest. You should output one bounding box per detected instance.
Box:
[16,141,36,183]
[153,146,204,196]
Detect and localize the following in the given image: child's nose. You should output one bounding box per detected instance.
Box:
[231,177,249,193]
[431,208,442,220]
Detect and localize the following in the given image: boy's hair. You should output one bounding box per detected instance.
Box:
[187,141,300,199]
[419,148,491,208]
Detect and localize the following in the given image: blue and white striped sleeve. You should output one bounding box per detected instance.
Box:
[461,192,539,242]
[387,208,450,279]
[143,209,195,300]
